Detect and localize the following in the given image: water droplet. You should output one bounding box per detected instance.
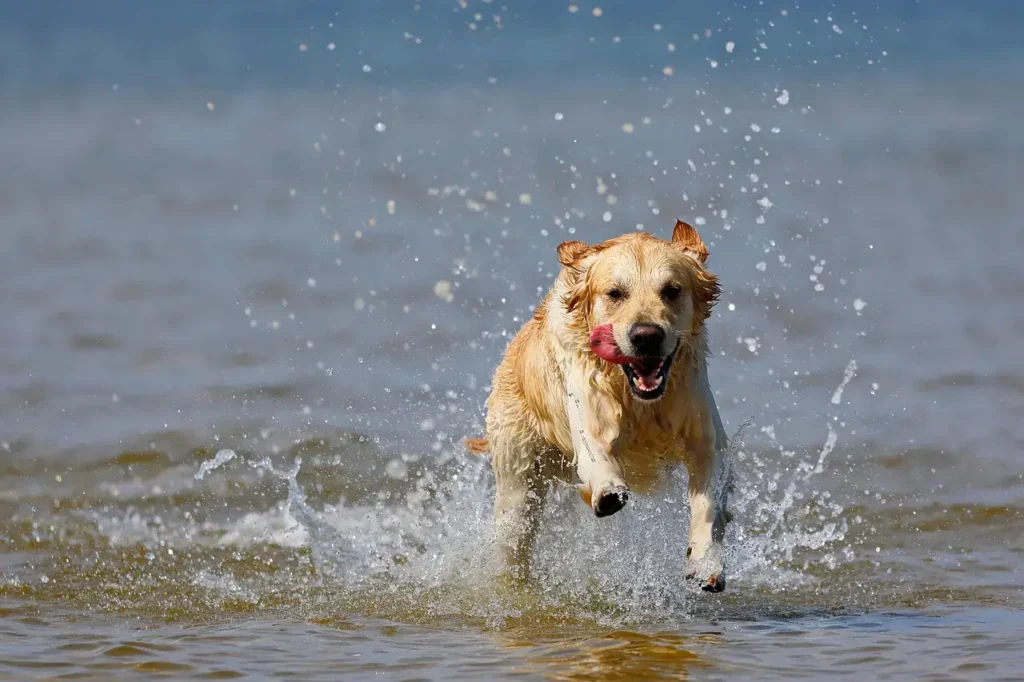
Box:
[385,459,408,480]
[434,280,454,302]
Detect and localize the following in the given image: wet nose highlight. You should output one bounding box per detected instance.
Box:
[627,323,665,355]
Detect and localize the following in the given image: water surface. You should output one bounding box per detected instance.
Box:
[1,2,1022,679]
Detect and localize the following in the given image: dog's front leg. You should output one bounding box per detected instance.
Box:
[565,365,629,517]
[683,444,728,591]
[683,375,730,592]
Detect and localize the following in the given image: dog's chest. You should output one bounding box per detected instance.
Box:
[615,413,687,491]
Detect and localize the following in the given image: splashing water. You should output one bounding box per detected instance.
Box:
[190,363,858,625]
[194,448,237,480]
[831,359,858,405]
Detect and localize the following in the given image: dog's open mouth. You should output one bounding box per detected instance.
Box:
[621,345,677,400]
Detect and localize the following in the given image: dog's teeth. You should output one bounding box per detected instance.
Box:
[631,371,664,393]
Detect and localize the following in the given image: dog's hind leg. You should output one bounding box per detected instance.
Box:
[491,440,546,581]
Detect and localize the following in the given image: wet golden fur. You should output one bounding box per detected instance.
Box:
[470,221,731,590]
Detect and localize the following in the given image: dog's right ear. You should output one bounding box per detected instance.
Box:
[557,240,592,267]
[558,241,594,315]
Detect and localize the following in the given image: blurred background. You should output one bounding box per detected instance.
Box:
[1,1,1022,679]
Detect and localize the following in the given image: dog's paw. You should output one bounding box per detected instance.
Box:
[685,571,726,593]
[685,543,726,593]
[593,485,630,517]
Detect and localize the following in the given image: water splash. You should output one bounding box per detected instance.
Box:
[190,394,852,624]
[194,448,237,480]
[831,359,858,405]
[766,425,838,539]
[731,361,857,573]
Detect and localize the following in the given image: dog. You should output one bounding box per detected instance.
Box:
[466,220,731,592]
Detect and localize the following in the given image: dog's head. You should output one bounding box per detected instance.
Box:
[558,220,720,401]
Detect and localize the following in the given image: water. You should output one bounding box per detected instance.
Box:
[2,2,1023,679]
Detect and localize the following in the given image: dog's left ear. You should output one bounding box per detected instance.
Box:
[672,220,709,263]
[557,240,592,267]
[673,221,719,326]
[691,269,721,325]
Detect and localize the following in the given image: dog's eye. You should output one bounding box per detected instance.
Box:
[607,288,624,300]
[662,284,682,302]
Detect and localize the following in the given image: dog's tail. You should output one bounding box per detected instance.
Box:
[464,437,490,455]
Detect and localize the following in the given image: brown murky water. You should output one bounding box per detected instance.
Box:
[2,4,1024,680]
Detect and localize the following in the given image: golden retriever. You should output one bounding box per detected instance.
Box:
[466,220,730,592]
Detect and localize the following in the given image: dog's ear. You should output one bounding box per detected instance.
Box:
[558,241,600,317]
[561,240,593,311]
[557,241,593,314]
[692,269,721,325]
[672,220,709,263]
[557,240,592,267]
[564,276,594,317]
[673,221,718,326]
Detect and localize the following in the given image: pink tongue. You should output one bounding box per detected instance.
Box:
[589,324,639,364]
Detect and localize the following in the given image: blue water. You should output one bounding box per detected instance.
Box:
[2,0,1021,90]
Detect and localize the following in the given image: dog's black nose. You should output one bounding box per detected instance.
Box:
[628,323,666,355]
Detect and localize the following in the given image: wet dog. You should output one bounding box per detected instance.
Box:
[466,220,730,592]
